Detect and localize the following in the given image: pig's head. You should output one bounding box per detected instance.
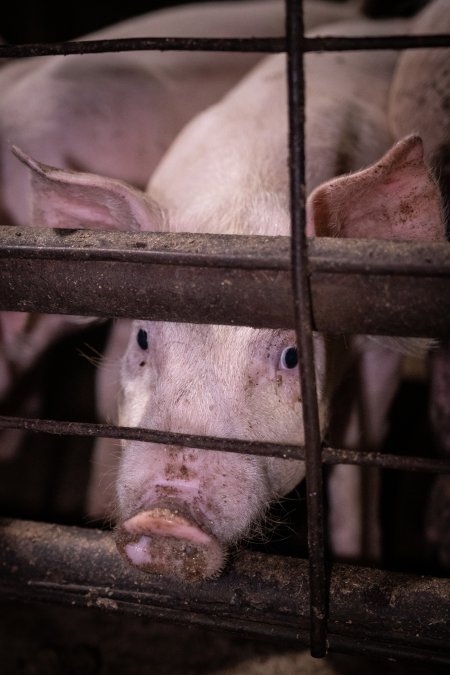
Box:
[16,135,445,581]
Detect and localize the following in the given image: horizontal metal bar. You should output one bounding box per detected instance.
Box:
[0,228,449,336]
[0,36,285,59]
[0,33,449,61]
[0,415,449,474]
[2,227,449,274]
[305,33,450,52]
[0,519,449,664]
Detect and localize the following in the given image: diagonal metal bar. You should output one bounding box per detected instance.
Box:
[286,0,327,659]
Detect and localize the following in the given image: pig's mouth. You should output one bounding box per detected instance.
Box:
[115,505,226,582]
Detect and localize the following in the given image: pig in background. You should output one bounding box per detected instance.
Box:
[14,5,446,583]
[0,0,367,463]
[388,0,450,571]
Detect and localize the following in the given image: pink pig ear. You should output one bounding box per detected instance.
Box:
[307,135,445,241]
[12,146,165,232]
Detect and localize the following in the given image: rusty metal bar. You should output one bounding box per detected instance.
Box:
[0,33,450,61]
[0,36,284,59]
[2,226,450,273]
[0,519,449,665]
[305,32,450,51]
[0,414,449,474]
[1,228,448,335]
[286,0,327,658]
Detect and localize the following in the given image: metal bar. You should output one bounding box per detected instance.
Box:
[0,414,449,474]
[304,33,450,51]
[286,0,327,658]
[1,228,448,335]
[1,227,449,275]
[0,33,449,60]
[0,37,285,59]
[0,519,449,664]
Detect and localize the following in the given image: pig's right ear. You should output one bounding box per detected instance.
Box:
[12,146,165,232]
[306,135,445,241]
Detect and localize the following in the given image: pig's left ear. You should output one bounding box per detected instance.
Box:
[12,146,165,232]
[307,135,445,241]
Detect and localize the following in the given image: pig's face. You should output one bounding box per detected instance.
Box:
[15,134,445,581]
[115,322,331,578]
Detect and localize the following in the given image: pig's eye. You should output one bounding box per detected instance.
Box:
[137,328,148,351]
[280,347,298,370]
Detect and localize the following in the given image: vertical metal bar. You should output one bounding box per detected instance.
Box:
[285,0,328,657]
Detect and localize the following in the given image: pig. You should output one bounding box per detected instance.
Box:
[389,0,450,235]
[389,0,450,569]
[88,11,415,531]
[14,14,445,581]
[0,0,366,462]
[0,0,364,233]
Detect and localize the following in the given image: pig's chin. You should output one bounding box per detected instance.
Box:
[115,505,226,582]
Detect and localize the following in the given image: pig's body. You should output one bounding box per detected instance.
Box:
[1,0,287,225]
[0,0,363,228]
[0,0,363,460]
[17,13,445,579]
[389,0,450,232]
[389,0,450,568]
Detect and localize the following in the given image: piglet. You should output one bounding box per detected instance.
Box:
[15,19,445,581]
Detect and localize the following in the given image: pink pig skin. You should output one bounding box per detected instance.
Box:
[0,0,362,228]
[15,14,445,581]
[0,0,363,460]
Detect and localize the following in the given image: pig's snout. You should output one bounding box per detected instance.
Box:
[115,507,225,582]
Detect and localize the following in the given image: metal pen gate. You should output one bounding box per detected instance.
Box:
[0,0,449,666]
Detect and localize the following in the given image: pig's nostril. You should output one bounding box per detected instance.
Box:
[116,507,225,582]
